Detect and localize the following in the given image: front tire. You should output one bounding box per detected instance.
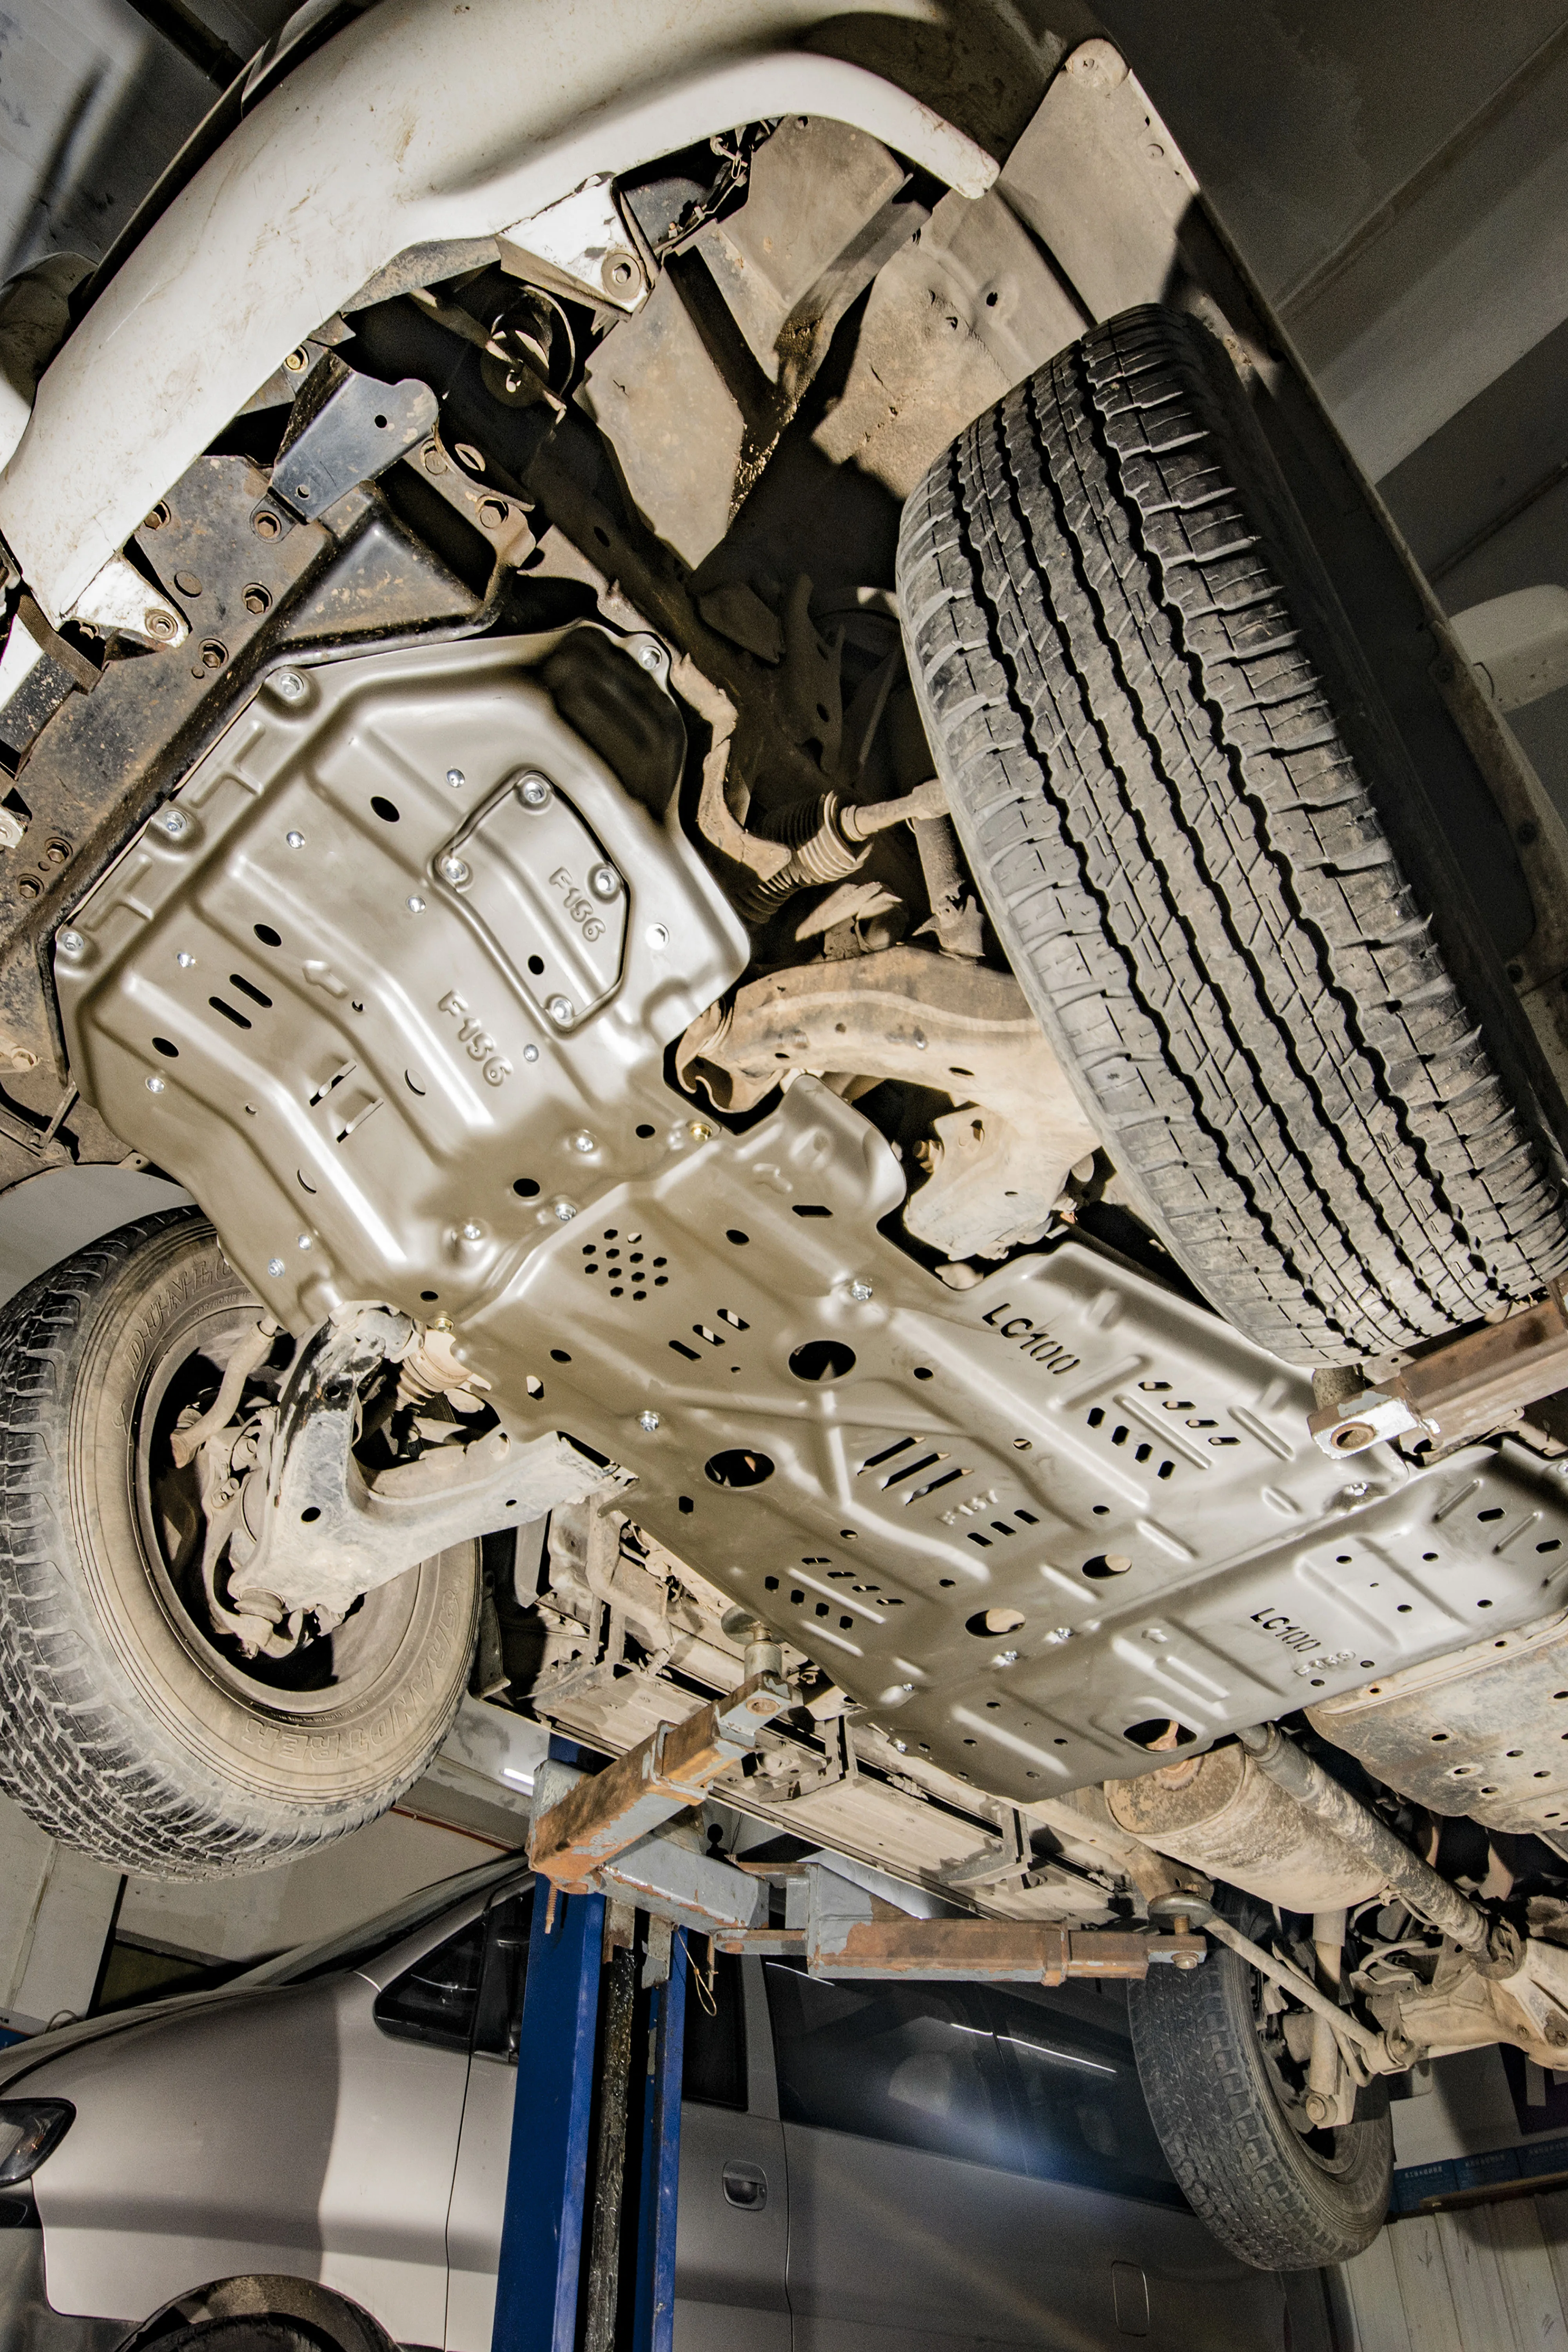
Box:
[898,303,1568,1365]
[0,1211,479,1878]
[1127,1897,1392,2269]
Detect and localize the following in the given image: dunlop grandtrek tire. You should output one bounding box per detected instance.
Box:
[0,1210,478,1878]
[897,303,1568,1366]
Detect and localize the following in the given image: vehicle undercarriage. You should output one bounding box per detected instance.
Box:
[5,1,1568,2272]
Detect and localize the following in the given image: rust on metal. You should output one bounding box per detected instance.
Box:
[715,1918,1201,1982]
[529,1673,785,1889]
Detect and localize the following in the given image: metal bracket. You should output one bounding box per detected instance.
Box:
[270,355,439,521]
[1310,1282,1568,1455]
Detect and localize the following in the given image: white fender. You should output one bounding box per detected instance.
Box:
[0,0,996,624]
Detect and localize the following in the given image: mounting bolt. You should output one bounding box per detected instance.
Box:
[523,1044,539,1063]
[1343,1480,1369,1498]
[283,347,309,373]
[1302,2089,1334,2127]
[638,1409,661,1432]
[849,1278,874,1303]
[545,995,574,1026]
[570,1131,596,1154]
[407,895,426,915]
[273,670,306,702]
[162,810,189,838]
[460,1220,484,1241]
[57,930,83,956]
[518,774,553,810]
[688,1120,712,1143]
[297,1233,312,1249]
[588,863,621,901]
[440,855,471,886]
[554,1200,577,1222]
[445,768,465,789]
[637,643,663,671]
[176,950,195,967]
[285,829,306,849]
[143,609,177,641]
[268,1256,285,1276]
[145,1074,165,1093]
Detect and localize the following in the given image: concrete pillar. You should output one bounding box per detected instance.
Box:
[0,1795,122,2035]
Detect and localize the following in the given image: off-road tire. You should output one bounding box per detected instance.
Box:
[1127,1902,1392,2269]
[898,302,1568,1365]
[0,1210,479,1878]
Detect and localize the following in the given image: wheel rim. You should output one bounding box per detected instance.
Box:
[1243,1948,1363,2178]
[130,1299,425,1718]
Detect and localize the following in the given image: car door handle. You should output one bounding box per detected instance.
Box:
[722,2159,768,2210]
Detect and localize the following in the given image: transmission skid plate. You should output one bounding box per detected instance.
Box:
[58,639,1568,1803]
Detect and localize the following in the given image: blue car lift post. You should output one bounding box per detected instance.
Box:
[491,1736,688,2352]
[487,1649,1201,2352]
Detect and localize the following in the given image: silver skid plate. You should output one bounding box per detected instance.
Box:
[58,637,1568,1802]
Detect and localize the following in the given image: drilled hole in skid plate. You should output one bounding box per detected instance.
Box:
[254,923,282,947]
[420,1289,438,1301]
[152,1037,180,1057]
[300,1506,321,1522]
[967,1608,1025,1636]
[371,796,400,823]
[679,1496,694,1514]
[514,1178,540,1198]
[1123,1719,1196,1750]
[789,1340,856,1383]
[704,1449,774,1488]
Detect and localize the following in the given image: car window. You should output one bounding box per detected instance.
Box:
[764,1962,1020,2171]
[374,1915,489,2051]
[682,1946,746,2109]
[977,1982,1183,2208]
[765,1962,1184,2205]
[239,1856,526,1988]
[472,1889,534,2060]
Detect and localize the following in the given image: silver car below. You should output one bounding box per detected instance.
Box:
[0,1857,1332,2352]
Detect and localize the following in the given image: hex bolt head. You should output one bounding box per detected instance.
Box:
[545,995,574,1026]
[297,1234,312,1250]
[445,768,466,789]
[273,670,306,702]
[285,830,306,849]
[570,1130,596,1154]
[637,644,663,671]
[143,610,177,641]
[440,855,471,887]
[523,1044,539,1063]
[849,1278,874,1303]
[554,1201,577,1222]
[176,950,195,967]
[145,1074,165,1093]
[268,1256,285,1276]
[588,863,621,901]
[639,1410,661,1432]
[162,810,189,838]
[460,1220,484,1241]
[407,895,426,915]
[58,930,83,956]
[519,774,553,809]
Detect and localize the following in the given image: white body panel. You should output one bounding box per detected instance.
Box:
[0,0,996,624]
